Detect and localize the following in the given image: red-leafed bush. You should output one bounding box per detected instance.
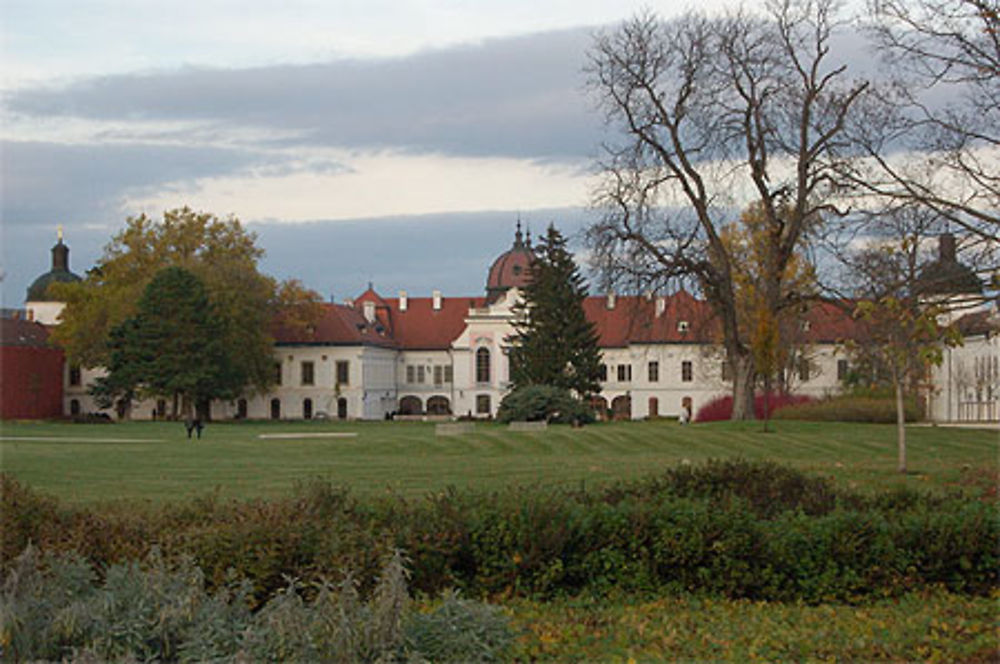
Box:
[695,392,815,422]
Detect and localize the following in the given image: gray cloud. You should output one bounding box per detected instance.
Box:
[1,140,275,227]
[6,28,601,160]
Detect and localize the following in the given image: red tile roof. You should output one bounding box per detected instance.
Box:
[0,317,52,347]
[272,302,397,348]
[273,289,864,350]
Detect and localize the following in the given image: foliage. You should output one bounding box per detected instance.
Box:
[3,458,997,606]
[508,224,603,399]
[506,590,1000,662]
[0,546,514,663]
[50,207,322,399]
[93,267,238,415]
[694,392,815,422]
[496,385,596,424]
[773,395,921,423]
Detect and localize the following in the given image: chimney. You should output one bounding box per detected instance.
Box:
[432,290,442,311]
[655,296,666,318]
[939,233,956,263]
[363,300,375,323]
[606,292,616,310]
[399,290,408,312]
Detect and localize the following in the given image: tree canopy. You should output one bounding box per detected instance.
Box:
[52,207,322,396]
[93,267,238,417]
[508,224,603,399]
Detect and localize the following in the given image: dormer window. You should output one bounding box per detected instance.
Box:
[801,320,811,332]
[677,320,689,333]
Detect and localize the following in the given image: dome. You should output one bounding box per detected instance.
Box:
[26,236,81,302]
[486,223,533,302]
[918,233,982,297]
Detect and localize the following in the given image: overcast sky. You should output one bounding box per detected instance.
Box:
[3,0,830,306]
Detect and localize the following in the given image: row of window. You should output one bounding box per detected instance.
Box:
[406,364,454,385]
[599,361,693,383]
[275,360,351,387]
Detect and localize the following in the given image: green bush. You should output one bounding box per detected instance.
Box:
[2,461,996,609]
[773,395,921,423]
[496,385,595,424]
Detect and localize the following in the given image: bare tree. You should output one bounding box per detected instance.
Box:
[587,0,867,419]
[846,0,999,247]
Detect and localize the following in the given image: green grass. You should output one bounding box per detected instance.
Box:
[1,418,995,505]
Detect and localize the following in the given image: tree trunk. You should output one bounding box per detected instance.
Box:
[731,353,756,421]
[895,379,907,474]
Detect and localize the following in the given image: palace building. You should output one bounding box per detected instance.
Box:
[14,226,1000,424]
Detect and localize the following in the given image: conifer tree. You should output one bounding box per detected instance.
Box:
[508,224,603,399]
[94,266,238,419]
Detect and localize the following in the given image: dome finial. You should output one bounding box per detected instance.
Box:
[57,224,64,243]
[515,216,523,247]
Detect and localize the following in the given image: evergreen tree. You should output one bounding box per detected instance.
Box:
[95,267,238,418]
[508,224,603,398]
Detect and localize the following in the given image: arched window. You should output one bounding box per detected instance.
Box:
[398,396,422,415]
[426,395,451,415]
[476,347,491,384]
[611,395,632,420]
[69,399,80,416]
[270,398,281,420]
[303,398,313,420]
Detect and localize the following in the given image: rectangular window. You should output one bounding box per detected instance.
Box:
[598,364,608,382]
[301,361,314,386]
[837,359,848,381]
[681,361,693,382]
[721,360,732,382]
[444,366,453,383]
[434,365,443,386]
[617,364,632,382]
[476,394,491,415]
[336,360,350,386]
[798,357,810,382]
[648,361,659,383]
[274,363,283,386]
[417,365,426,384]
[68,365,81,387]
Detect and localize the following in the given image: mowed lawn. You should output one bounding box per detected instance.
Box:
[1,418,996,505]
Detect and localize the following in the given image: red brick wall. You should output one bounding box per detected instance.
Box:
[0,346,64,419]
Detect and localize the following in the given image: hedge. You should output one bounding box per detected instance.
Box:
[2,461,996,606]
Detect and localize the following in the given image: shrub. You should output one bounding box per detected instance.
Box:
[773,395,920,423]
[1,547,515,663]
[695,392,814,422]
[496,385,595,424]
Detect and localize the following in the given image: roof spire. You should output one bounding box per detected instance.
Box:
[57,224,64,243]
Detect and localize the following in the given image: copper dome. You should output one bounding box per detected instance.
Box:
[486,224,533,302]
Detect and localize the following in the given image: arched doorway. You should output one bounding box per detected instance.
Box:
[270,398,281,420]
[69,399,80,416]
[303,398,313,420]
[426,395,451,415]
[611,395,631,420]
[590,396,608,421]
[236,398,248,419]
[681,396,693,422]
[648,396,659,418]
[337,397,348,419]
[398,395,422,415]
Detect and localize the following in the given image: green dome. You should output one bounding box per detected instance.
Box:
[26,238,81,302]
